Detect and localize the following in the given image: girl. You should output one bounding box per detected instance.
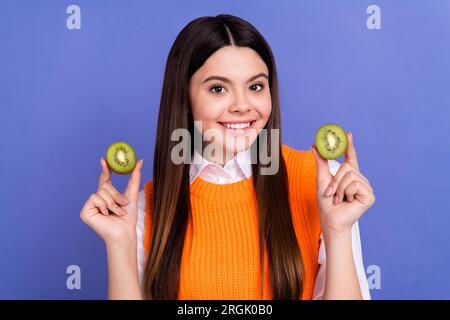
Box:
[80,14,375,300]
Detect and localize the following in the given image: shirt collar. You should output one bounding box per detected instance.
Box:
[189,147,253,184]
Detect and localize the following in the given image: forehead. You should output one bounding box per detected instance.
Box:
[194,46,268,81]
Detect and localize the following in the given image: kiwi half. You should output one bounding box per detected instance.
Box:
[315,124,348,160]
[105,141,137,174]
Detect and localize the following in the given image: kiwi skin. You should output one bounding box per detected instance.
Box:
[105,141,137,175]
[315,124,348,160]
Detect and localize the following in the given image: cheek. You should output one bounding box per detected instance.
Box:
[255,94,272,122]
[262,102,272,119]
[191,93,228,124]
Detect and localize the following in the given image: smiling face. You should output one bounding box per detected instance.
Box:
[189,46,272,165]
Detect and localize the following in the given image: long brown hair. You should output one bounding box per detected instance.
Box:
[144,14,304,300]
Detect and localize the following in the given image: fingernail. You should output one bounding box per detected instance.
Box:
[120,197,129,205]
[334,195,339,205]
[324,186,333,197]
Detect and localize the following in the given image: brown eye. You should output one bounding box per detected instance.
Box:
[210,85,226,94]
[250,83,264,92]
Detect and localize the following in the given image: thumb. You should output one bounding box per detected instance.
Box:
[310,145,332,189]
[124,159,144,202]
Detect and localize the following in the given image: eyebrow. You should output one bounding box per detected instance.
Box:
[201,72,268,85]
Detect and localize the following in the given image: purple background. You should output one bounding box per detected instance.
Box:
[1,0,449,299]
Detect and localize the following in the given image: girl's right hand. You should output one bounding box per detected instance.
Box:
[80,157,144,245]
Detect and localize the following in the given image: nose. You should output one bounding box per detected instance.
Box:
[229,90,251,114]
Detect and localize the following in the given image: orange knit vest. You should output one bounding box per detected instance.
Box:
[143,145,322,299]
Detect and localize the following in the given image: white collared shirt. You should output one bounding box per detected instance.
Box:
[136,148,371,299]
[189,148,253,184]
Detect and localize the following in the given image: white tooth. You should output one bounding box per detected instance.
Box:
[222,122,251,129]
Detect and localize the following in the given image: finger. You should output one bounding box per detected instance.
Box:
[80,197,101,222]
[90,193,109,216]
[334,167,373,197]
[97,188,127,216]
[325,163,372,197]
[344,132,359,171]
[310,145,332,187]
[334,171,372,204]
[124,159,144,201]
[345,182,357,202]
[343,180,375,207]
[98,158,112,188]
[101,183,130,206]
[333,180,359,205]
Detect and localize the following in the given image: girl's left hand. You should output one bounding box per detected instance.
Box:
[311,132,376,236]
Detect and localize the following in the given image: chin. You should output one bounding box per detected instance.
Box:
[223,136,257,154]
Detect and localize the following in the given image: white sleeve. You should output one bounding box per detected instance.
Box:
[312,160,371,300]
[312,234,327,299]
[136,188,148,297]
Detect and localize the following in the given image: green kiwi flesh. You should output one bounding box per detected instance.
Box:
[106,141,137,174]
[315,124,348,160]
